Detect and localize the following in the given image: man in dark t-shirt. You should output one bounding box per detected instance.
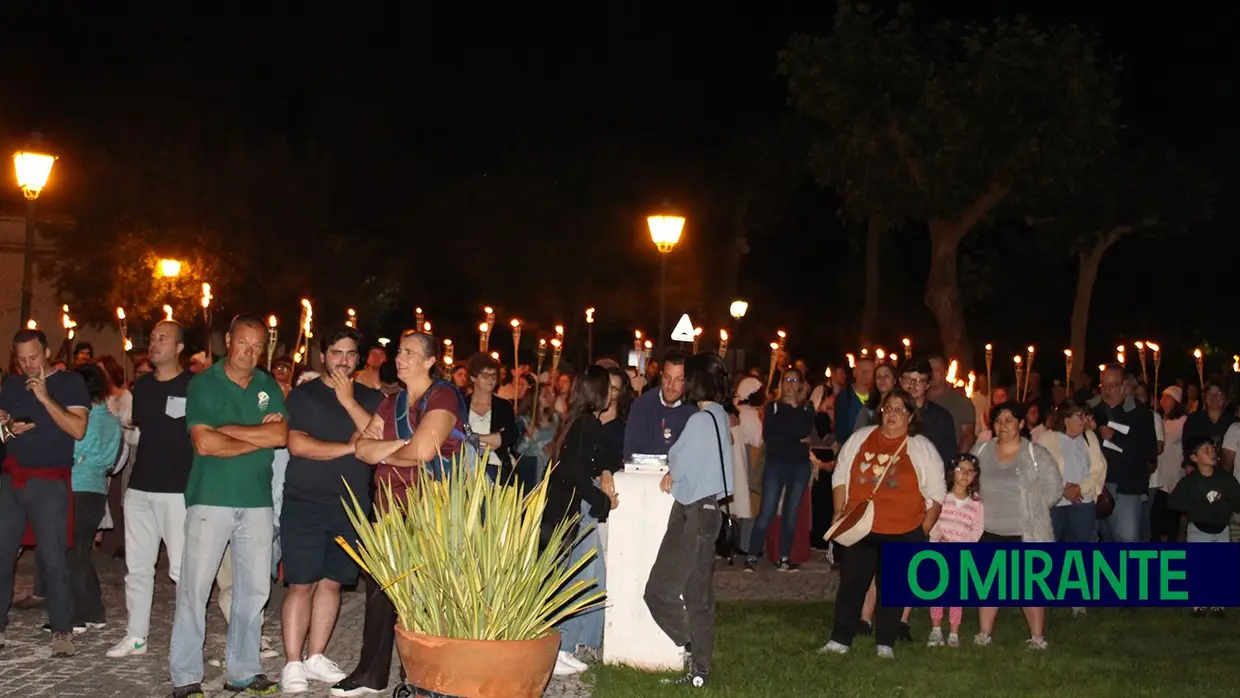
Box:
[0,329,90,655]
[107,320,193,658]
[278,327,382,692]
[899,358,958,466]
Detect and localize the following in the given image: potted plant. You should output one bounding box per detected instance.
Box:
[338,454,603,698]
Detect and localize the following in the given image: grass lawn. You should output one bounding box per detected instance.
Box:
[588,601,1240,697]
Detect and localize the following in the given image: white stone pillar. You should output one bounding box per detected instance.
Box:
[602,464,683,670]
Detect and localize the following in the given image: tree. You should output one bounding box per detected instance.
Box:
[1035,151,1213,375]
[781,3,1118,363]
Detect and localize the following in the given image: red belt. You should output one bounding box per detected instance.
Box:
[2,457,75,548]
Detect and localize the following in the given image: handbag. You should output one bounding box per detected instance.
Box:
[824,437,909,547]
[706,411,737,562]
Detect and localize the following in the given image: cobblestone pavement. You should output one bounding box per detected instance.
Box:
[0,547,837,697]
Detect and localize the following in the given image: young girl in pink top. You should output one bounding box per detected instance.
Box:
[927,453,985,647]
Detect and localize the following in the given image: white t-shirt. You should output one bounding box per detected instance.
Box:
[1221,422,1240,486]
[469,409,502,466]
[1150,413,1166,489]
[1159,415,1187,493]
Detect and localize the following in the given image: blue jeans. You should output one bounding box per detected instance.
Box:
[1140,487,1157,542]
[1050,503,1096,542]
[0,475,72,632]
[270,449,289,579]
[170,505,273,687]
[1098,483,1142,543]
[558,492,606,652]
[748,460,812,559]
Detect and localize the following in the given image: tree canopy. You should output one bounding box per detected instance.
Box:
[781,2,1120,363]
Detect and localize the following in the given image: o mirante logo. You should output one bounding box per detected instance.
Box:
[881,543,1240,608]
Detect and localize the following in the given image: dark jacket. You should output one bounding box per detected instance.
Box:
[1090,397,1158,496]
[763,401,815,463]
[479,394,518,469]
[542,415,617,545]
[919,401,958,466]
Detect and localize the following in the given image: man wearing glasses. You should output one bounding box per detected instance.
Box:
[622,350,693,460]
[898,358,958,466]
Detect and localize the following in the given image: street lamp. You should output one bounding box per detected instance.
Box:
[157,258,183,278]
[648,212,685,353]
[13,144,57,326]
[729,300,748,321]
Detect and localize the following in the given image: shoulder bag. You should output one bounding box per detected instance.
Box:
[824,436,909,547]
[706,410,737,562]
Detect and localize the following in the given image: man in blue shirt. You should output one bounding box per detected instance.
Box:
[622,350,695,460]
[0,329,90,657]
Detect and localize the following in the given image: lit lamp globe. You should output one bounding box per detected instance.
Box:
[729,300,749,320]
[13,150,56,200]
[158,258,183,278]
[647,215,685,253]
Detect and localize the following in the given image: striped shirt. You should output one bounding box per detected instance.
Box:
[929,494,985,544]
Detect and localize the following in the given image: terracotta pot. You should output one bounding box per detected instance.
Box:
[394,625,560,698]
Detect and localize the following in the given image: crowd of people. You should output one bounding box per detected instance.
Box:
[1,319,1236,696]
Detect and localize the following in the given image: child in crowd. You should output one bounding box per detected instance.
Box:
[927,454,985,647]
[1169,435,1240,618]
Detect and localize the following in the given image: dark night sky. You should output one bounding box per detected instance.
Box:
[2,3,1236,376]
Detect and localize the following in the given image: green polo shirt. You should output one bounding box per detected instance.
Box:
[184,361,287,508]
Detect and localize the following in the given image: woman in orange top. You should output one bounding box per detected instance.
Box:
[819,389,946,658]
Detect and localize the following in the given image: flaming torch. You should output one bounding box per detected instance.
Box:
[266,315,279,367]
[163,304,174,322]
[719,329,729,358]
[346,308,356,328]
[1022,345,1036,401]
[550,338,563,375]
[1194,348,1205,389]
[1064,349,1074,388]
[415,307,424,332]
[536,339,548,378]
[510,319,522,377]
[985,344,994,399]
[201,283,212,326]
[692,327,703,354]
[1135,341,1149,384]
[479,322,490,353]
[443,339,455,369]
[1013,355,1023,398]
[902,337,912,361]
[765,341,780,394]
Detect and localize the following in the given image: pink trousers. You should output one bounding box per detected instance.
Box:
[930,607,963,626]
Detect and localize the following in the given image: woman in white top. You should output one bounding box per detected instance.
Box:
[1036,400,1107,544]
[1152,387,1187,541]
[732,377,764,554]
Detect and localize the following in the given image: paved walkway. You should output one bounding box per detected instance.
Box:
[0,547,837,697]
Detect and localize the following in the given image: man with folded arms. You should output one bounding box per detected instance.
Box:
[169,315,288,698]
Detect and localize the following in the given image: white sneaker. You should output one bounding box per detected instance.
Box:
[260,635,279,659]
[281,661,310,694]
[926,628,944,647]
[553,651,584,676]
[816,640,849,654]
[558,650,588,672]
[973,632,992,646]
[106,636,148,658]
[876,645,895,659]
[303,654,348,683]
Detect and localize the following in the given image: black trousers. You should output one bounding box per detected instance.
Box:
[830,526,927,648]
[344,574,397,689]
[643,496,721,675]
[68,492,107,624]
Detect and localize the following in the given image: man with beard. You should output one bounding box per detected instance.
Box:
[169,315,288,698]
[622,350,693,459]
[278,327,382,693]
[108,320,194,659]
[0,329,90,656]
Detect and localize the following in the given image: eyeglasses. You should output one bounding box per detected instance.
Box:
[900,376,929,386]
[477,371,498,381]
[784,376,802,383]
[881,405,909,416]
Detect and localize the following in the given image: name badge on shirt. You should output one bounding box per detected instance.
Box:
[663,426,673,442]
[166,396,187,420]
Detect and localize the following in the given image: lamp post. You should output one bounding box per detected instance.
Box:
[13,143,57,326]
[648,212,685,354]
[728,300,748,372]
